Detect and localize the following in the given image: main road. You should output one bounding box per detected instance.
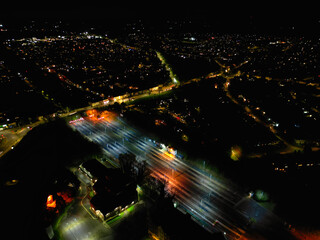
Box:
[0,121,43,159]
[69,113,296,240]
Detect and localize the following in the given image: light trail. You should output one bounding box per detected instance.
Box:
[70,116,245,239]
[70,117,244,238]
[69,115,291,240]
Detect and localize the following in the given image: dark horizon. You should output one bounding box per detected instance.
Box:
[1,3,319,35]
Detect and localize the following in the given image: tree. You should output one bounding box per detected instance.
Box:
[112,102,120,112]
[136,160,148,184]
[303,142,312,155]
[118,153,136,175]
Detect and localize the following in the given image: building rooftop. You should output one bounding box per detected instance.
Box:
[83,159,137,215]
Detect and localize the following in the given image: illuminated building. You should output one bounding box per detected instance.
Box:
[81,159,137,220]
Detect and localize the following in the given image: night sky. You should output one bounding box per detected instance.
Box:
[1,2,319,35]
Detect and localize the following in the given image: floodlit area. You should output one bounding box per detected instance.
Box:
[69,112,292,239]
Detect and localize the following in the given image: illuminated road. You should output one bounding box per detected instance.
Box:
[0,121,43,159]
[56,167,146,240]
[57,201,114,240]
[54,167,114,240]
[70,115,295,240]
[222,76,303,155]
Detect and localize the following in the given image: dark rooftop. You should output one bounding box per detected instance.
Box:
[83,159,137,214]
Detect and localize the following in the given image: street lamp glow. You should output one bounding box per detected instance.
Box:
[230,145,242,161]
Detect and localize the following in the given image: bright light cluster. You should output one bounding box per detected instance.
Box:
[69,117,84,124]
